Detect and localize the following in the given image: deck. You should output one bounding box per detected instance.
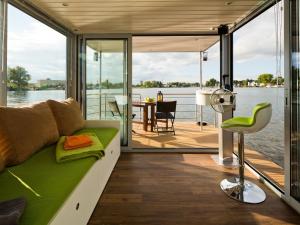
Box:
[88,153,298,225]
[244,148,284,189]
[132,121,284,190]
[132,121,219,149]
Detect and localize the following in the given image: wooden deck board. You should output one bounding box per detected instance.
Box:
[88,153,298,225]
[243,148,284,190]
[132,121,219,149]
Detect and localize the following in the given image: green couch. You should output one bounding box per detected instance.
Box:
[0,123,120,225]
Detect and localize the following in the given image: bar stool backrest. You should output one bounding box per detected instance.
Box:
[246,103,272,134]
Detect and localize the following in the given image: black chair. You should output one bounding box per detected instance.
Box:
[155,101,177,135]
[108,100,136,133]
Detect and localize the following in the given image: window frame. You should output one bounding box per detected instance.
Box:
[1,0,73,106]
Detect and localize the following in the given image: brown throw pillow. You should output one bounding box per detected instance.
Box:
[47,98,85,136]
[0,102,59,166]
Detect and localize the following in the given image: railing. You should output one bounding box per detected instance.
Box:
[86,92,216,123]
[132,93,197,121]
[86,92,122,119]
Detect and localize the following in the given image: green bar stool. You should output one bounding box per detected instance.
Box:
[220,102,272,203]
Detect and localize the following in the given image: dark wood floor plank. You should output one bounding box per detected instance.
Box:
[88,153,300,225]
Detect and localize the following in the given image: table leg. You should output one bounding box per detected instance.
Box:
[150,105,155,132]
[143,106,148,131]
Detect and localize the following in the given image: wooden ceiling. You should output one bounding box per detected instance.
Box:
[87,39,125,52]
[29,0,265,34]
[132,36,219,52]
[86,36,219,52]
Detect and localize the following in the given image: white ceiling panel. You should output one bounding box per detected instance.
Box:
[133,36,219,52]
[28,0,265,35]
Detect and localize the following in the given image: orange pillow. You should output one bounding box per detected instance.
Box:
[0,102,59,167]
[47,98,85,136]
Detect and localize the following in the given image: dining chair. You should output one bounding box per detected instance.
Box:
[108,100,136,133]
[155,101,177,135]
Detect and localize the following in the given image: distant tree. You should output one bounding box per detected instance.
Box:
[242,80,248,87]
[205,78,218,87]
[233,80,239,87]
[142,80,163,88]
[271,76,284,85]
[8,66,31,91]
[257,73,273,85]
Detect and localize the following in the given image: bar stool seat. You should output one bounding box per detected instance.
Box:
[220,102,272,204]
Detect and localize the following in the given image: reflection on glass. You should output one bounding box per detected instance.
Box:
[86,40,128,146]
[290,0,300,200]
[233,2,284,189]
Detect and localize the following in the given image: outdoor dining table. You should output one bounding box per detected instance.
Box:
[132,101,156,132]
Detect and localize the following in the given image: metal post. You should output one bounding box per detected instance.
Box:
[218,29,234,160]
[104,93,107,119]
[199,51,203,131]
[238,132,245,186]
[99,50,102,120]
[0,0,7,106]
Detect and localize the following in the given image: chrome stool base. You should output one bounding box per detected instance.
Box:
[220,177,266,204]
[211,155,239,168]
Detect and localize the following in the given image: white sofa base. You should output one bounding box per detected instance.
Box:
[48,120,120,225]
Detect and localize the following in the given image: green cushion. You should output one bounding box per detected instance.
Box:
[221,102,271,129]
[0,127,118,225]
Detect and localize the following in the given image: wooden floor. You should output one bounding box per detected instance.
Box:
[132,121,219,149]
[88,153,299,225]
[132,121,284,190]
[244,148,284,190]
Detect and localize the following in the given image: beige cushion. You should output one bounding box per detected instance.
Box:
[47,98,85,136]
[0,102,59,166]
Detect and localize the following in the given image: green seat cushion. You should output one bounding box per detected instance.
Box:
[221,116,253,129]
[0,127,118,225]
[0,146,96,225]
[221,102,271,129]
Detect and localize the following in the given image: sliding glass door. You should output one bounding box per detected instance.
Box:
[290,0,300,200]
[83,38,131,146]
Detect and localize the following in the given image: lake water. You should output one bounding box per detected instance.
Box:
[7,87,284,167]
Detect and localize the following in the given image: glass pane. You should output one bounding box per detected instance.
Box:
[290,0,300,200]
[86,39,128,146]
[233,2,284,189]
[7,4,66,106]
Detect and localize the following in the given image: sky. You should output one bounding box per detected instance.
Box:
[7,3,283,84]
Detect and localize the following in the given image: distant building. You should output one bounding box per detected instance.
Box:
[248,81,258,87]
[259,83,266,87]
[36,79,65,88]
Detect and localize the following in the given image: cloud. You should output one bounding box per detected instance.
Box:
[7,2,283,85]
[133,52,202,84]
[7,6,66,82]
[132,41,220,84]
[234,3,283,63]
